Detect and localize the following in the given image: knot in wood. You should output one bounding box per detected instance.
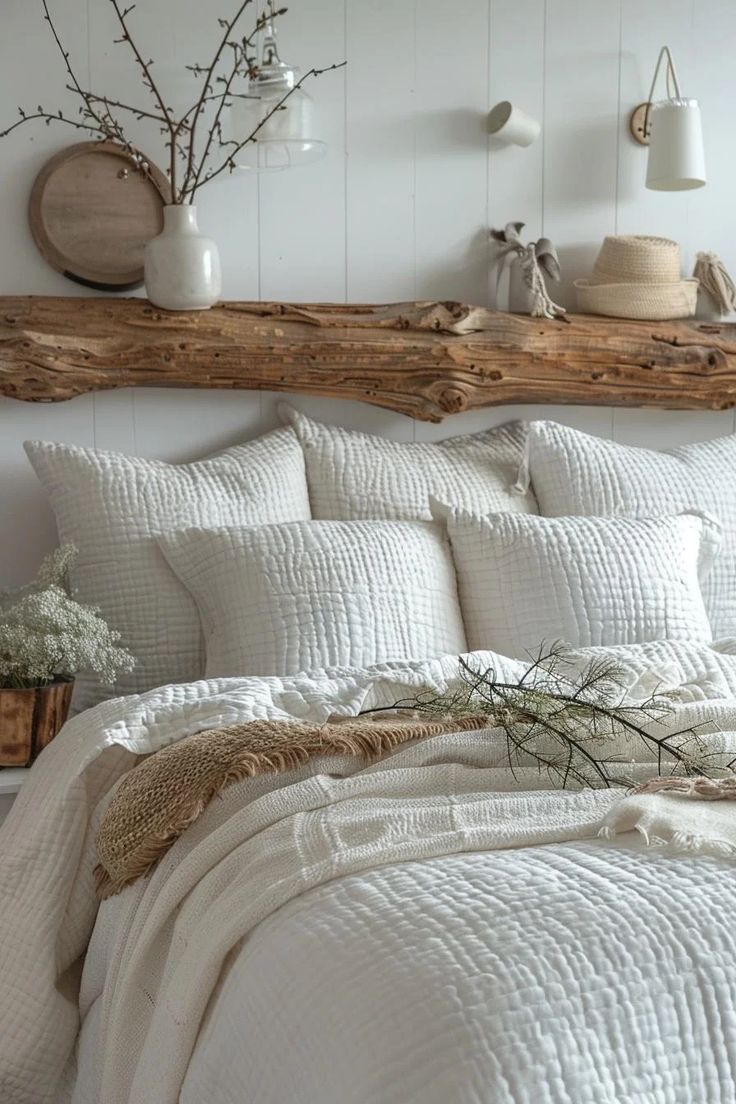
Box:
[437,385,470,414]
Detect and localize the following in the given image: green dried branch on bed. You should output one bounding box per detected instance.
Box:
[362,645,735,790]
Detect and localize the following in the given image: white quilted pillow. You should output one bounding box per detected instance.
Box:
[280,404,537,519]
[432,503,719,658]
[159,520,468,677]
[24,429,311,709]
[527,421,736,638]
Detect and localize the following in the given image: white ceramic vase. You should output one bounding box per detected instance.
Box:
[144,205,222,311]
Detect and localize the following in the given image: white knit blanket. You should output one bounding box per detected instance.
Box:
[602,786,736,856]
[3,640,736,1103]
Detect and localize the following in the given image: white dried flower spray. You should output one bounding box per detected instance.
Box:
[0,545,135,690]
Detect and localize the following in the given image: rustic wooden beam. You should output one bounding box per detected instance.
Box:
[1,295,736,421]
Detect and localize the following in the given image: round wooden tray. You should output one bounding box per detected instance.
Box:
[29,142,170,291]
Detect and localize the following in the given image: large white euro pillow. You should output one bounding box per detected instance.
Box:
[159,520,468,677]
[24,429,311,709]
[432,502,719,658]
[527,421,736,639]
[280,404,537,519]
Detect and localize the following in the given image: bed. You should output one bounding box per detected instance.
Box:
[3,388,736,1104]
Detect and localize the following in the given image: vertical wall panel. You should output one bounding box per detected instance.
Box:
[611,408,734,450]
[413,0,489,304]
[486,0,545,309]
[344,0,416,300]
[542,0,621,308]
[689,0,736,279]
[0,0,92,297]
[258,0,347,303]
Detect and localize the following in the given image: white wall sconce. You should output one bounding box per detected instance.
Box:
[487,101,540,147]
[629,45,706,191]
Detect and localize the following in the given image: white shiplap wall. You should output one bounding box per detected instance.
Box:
[1,0,735,585]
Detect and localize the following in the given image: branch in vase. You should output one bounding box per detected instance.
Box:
[184,60,346,200]
[179,0,276,199]
[71,87,178,129]
[184,16,271,198]
[0,109,109,142]
[108,0,178,191]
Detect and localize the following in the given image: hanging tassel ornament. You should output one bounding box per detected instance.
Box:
[692,251,736,317]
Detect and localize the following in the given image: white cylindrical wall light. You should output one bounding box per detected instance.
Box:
[646,98,706,190]
[487,101,540,147]
[629,46,706,191]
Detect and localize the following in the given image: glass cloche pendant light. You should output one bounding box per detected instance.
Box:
[229,3,326,172]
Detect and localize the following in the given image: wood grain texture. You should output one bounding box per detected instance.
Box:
[28,143,170,291]
[1,296,736,421]
[0,679,73,767]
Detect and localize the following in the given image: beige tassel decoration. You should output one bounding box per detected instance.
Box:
[693,251,736,316]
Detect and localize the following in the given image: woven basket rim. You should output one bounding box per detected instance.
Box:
[592,235,682,285]
[0,676,75,695]
[574,277,698,290]
[575,277,698,320]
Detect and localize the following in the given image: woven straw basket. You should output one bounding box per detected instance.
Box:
[575,235,698,320]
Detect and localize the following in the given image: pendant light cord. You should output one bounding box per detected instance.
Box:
[644,45,682,136]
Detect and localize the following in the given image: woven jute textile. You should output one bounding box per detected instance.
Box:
[94,713,487,899]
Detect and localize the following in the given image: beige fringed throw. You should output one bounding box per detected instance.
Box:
[600,775,736,858]
[94,713,486,899]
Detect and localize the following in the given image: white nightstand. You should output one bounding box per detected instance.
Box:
[0,769,29,828]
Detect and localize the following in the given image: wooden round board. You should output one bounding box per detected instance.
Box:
[29,142,170,291]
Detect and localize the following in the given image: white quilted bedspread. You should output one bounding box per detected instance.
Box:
[3,641,736,1103]
[178,841,736,1104]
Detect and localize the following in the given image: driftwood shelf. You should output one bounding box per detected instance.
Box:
[1,296,736,420]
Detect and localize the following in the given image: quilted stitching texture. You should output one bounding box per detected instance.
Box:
[280,403,537,519]
[24,428,311,710]
[436,504,718,657]
[528,420,736,638]
[159,520,468,676]
[181,843,736,1104]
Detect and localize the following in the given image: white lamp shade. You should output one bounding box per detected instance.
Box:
[646,98,706,191]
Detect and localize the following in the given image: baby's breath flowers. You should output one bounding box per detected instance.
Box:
[0,546,135,690]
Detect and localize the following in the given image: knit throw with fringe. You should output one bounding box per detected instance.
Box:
[600,775,736,858]
[94,713,486,899]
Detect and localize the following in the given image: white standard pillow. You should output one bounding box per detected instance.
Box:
[159,520,468,677]
[24,428,311,709]
[280,403,537,520]
[527,421,736,639]
[432,502,719,658]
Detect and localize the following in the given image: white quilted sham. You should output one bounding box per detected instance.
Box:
[24,429,311,709]
[434,502,719,656]
[528,420,736,639]
[159,519,468,676]
[280,403,537,519]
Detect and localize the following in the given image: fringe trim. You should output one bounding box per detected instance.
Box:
[598,823,736,858]
[94,713,488,901]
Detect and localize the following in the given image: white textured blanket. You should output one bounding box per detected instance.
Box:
[3,641,736,1103]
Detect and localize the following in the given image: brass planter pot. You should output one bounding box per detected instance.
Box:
[0,679,74,767]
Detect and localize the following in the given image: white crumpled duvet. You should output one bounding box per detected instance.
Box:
[3,641,736,1104]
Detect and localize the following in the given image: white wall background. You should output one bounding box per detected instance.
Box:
[1,0,735,585]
